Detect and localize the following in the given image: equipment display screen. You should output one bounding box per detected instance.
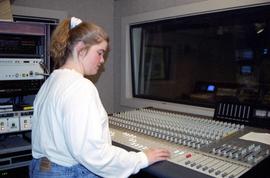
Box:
[0,34,44,58]
[207,85,215,92]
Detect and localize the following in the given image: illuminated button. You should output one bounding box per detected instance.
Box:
[178,151,185,155]
[185,153,192,158]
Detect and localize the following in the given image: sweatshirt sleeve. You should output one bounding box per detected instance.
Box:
[61,81,148,178]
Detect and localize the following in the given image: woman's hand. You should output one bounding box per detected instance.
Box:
[144,148,171,165]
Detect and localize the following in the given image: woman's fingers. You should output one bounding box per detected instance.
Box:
[144,148,171,165]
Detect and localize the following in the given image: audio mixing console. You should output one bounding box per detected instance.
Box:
[109,108,270,178]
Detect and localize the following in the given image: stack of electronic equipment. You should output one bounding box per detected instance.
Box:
[0,21,52,177]
[0,104,33,176]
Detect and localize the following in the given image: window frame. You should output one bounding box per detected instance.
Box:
[120,0,270,116]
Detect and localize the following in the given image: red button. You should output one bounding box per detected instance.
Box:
[186,153,192,158]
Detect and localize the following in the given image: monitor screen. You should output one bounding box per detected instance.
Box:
[236,49,254,61]
[240,65,252,74]
[207,85,215,92]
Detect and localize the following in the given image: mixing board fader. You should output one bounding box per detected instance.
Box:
[109,108,270,178]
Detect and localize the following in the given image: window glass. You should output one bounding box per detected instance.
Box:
[130,5,270,108]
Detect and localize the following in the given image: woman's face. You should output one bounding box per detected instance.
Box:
[80,40,108,75]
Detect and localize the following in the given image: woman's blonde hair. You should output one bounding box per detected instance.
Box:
[50,18,109,69]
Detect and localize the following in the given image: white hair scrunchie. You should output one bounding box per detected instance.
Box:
[70,17,82,29]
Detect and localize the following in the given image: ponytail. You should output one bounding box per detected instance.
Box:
[50,17,109,69]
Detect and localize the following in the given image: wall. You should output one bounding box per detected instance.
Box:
[11,0,115,113]
[8,0,267,113]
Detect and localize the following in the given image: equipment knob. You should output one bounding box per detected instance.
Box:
[212,148,216,154]
[202,166,208,171]
[254,145,261,152]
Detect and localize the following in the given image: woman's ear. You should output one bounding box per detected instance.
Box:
[74,41,86,58]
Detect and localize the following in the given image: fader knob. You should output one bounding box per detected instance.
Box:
[202,166,208,171]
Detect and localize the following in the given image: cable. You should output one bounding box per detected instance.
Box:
[38,61,50,76]
[34,72,50,76]
[33,61,50,79]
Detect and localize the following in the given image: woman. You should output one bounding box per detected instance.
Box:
[30,17,170,178]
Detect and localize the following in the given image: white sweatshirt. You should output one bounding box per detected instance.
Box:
[32,68,148,178]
